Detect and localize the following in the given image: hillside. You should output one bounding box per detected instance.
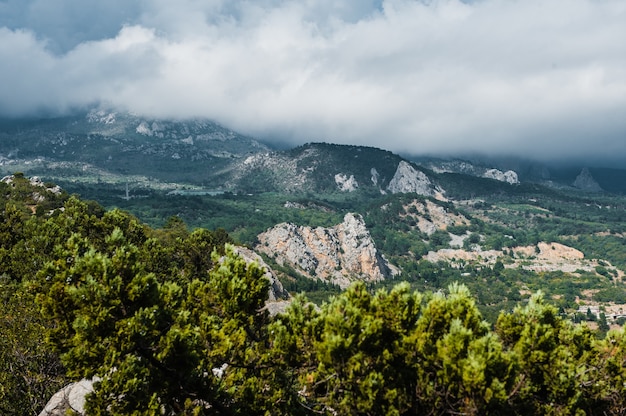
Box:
[225,142,435,194]
[1,113,626,325]
[0,110,268,188]
[2,176,626,415]
[4,112,626,195]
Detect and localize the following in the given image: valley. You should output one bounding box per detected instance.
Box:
[2,112,626,328]
[2,1,624,411]
[3,113,626,415]
[36,165,626,327]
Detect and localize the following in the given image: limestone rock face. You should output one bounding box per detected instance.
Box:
[483,169,519,184]
[400,199,471,236]
[370,168,380,185]
[573,167,602,192]
[256,213,396,288]
[387,161,436,196]
[334,173,359,192]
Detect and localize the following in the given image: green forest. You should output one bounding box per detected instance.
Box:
[2,174,626,415]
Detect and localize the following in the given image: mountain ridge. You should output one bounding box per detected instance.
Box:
[2,111,626,195]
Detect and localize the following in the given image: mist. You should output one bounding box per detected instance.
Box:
[0,0,624,163]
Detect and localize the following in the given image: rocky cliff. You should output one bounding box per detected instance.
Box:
[387,161,441,196]
[256,213,397,288]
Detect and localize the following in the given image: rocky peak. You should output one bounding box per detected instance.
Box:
[387,161,438,196]
[256,213,397,288]
[334,173,359,192]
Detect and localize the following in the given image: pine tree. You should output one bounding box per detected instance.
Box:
[36,228,280,414]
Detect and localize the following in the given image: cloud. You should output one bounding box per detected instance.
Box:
[0,0,624,162]
[0,0,142,53]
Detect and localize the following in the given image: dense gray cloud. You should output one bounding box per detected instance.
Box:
[0,0,624,161]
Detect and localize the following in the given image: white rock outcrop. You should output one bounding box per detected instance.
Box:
[483,169,519,184]
[2,175,63,197]
[334,173,358,192]
[39,378,95,416]
[401,199,471,236]
[370,167,380,185]
[256,213,396,288]
[387,161,435,196]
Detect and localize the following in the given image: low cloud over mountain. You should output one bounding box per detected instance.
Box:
[1,0,624,163]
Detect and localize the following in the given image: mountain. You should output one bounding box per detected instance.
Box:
[2,113,626,297]
[413,155,626,194]
[0,113,442,196]
[3,112,626,195]
[573,167,603,192]
[225,142,442,196]
[3,114,626,416]
[0,110,269,187]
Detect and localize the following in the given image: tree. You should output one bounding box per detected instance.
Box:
[598,312,610,333]
[36,227,281,415]
[299,282,421,415]
[273,282,517,415]
[493,260,505,273]
[0,278,67,415]
[590,327,626,414]
[496,293,596,414]
[405,283,512,415]
[0,202,30,279]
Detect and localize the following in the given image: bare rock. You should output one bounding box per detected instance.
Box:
[387,161,438,196]
[256,213,397,289]
[334,173,359,192]
[402,199,470,236]
[370,168,380,185]
[483,169,519,184]
[39,378,95,416]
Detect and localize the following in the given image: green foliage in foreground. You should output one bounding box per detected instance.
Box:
[25,247,626,415]
[0,278,67,415]
[275,285,626,416]
[36,240,285,415]
[29,237,626,415]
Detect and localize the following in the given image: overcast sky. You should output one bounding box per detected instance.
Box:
[0,0,624,162]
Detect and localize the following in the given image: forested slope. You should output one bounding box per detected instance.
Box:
[1,174,626,415]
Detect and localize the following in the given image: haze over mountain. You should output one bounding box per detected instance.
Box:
[2,110,626,196]
[1,0,624,165]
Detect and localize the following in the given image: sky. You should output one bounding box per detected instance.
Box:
[0,0,624,163]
